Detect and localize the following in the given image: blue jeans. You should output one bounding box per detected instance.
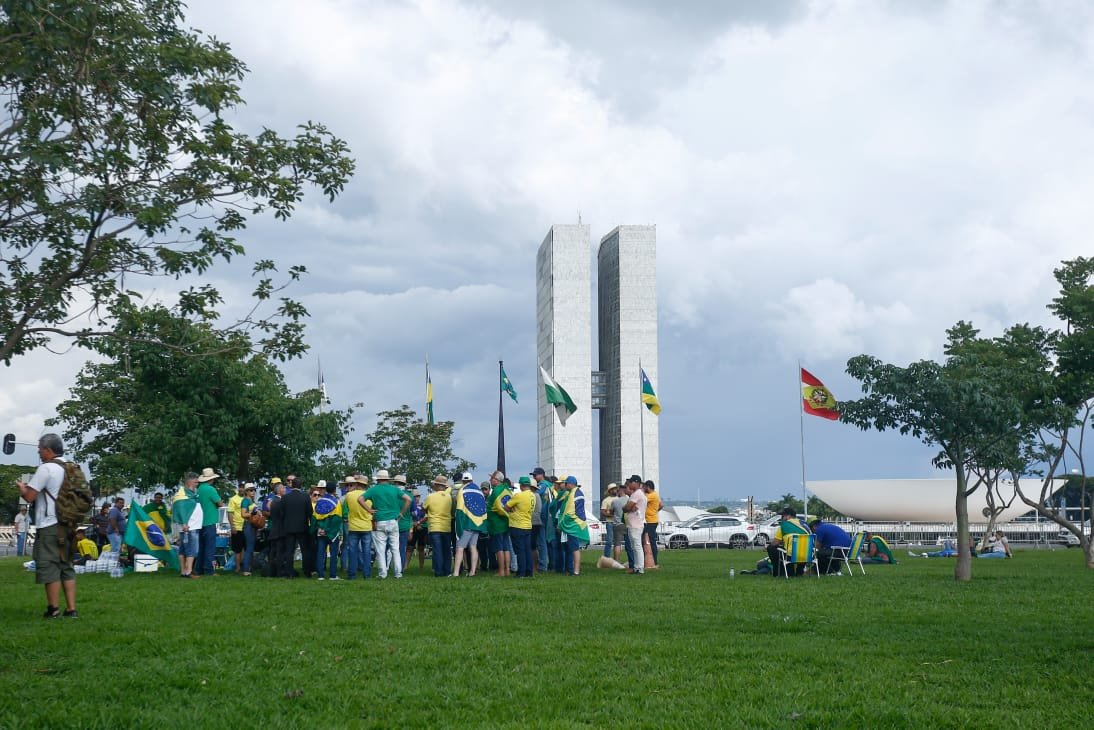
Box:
[551,533,567,573]
[316,534,341,578]
[199,524,217,574]
[429,532,452,576]
[399,530,410,569]
[511,527,533,577]
[243,522,256,572]
[346,531,373,579]
[603,523,614,557]
[534,525,548,571]
[108,532,122,554]
[623,529,636,569]
[16,532,26,556]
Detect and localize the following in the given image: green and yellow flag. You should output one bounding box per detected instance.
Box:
[124,501,179,570]
[558,485,590,543]
[455,485,488,538]
[640,367,661,415]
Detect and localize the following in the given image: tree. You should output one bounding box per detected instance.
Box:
[807,496,846,521]
[47,305,348,490]
[0,0,355,364]
[366,405,475,485]
[840,325,1033,582]
[0,463,35,522]
[767,493,804,515]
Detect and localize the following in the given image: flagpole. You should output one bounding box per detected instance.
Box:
[798,358,809,520]
[639,358,646,479]
[497,360,506,475]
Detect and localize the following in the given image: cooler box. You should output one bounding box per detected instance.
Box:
[134,555,160,572]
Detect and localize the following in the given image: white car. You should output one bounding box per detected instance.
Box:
[661,515,757,549]
[584,514,605,546]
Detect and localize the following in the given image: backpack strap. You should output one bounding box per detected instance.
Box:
[38,458,67,517]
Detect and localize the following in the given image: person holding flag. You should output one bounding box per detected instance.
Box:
[486,471,512,577]
[125,499,180,571]
[171,473,203,579]
[503,476,537,578]
[557,476,590,576]
[312,481,346,580]
[452,472,487,577]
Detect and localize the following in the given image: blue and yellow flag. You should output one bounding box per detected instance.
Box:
[313,495,340,521]
[640,367,661,415]
[124,501,179,570]
[558,487,590,543]
[455,486,488,537]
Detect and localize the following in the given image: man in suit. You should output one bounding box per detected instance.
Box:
[279,477,312,578]
[266,480,286,577]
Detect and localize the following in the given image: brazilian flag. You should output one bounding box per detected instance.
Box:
[313,495,340,521]
[124,501,179,570]
[558,487,590,543]
[455,485,488,538]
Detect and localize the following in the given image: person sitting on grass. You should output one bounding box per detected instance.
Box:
[979,530,1013,559]
[861,532,897,563]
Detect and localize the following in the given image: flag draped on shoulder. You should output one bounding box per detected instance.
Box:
[500,365,518,403]
[455,485,488,537]
[540,366,577,425]
[640,367,661,415]
[170,486,200,528]
[558,487,590,543]
[801,367,839,421]
[125,501,179,570]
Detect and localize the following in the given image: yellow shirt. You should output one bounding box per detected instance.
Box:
[227,494,244,530]
[644,490,661,524]
[505,489,536,530]
[77,537,99,560]
[343,489,373,531]
[423,491,453,533]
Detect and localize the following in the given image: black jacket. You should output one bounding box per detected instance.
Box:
[281,489,311,534]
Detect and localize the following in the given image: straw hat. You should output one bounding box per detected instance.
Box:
[197,467,220,483]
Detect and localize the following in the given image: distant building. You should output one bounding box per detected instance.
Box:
[535,224,659,496]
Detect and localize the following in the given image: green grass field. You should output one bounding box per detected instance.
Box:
[1,548,1091,729]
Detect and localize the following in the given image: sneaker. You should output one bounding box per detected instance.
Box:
[43,606,60,619]
[317,577,325,581]
[62,609,79,618]
[907,551,919,557]
[188,574,202,580]
[329,576,339,581]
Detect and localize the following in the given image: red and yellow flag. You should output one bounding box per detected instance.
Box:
[801,368,839,420]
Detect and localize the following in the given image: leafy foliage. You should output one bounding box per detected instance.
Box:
[0,0,355,363]
[47,306,348,490]
[366,405,475,485]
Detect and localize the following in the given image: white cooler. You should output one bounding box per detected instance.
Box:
[133,555,160,572]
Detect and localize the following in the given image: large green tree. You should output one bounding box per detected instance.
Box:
[48,306,349,490]
[0,0,354,364]
[367,405,475,485]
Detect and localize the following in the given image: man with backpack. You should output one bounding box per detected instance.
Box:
[15,434,79,618]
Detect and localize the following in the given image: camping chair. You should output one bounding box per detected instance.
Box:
[777,533,819,579]
[831,532,866,576]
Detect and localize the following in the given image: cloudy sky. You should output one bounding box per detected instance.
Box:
[4,0,1093,503]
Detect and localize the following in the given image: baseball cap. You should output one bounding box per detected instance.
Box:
[531,467,546,476]
[518,476,533,486]
[461,472,473,482]
[565,476,578,485]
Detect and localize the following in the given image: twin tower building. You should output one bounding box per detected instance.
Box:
[535,224,659,497]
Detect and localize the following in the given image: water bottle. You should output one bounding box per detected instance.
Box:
[110,566,123,578]
[729,568,736,578]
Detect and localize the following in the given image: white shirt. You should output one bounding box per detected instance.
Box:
[14,511,28,534]
[625,490,647,530]
[28,461,65,529]
[187,503,204,531]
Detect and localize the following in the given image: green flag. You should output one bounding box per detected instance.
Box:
[124,501,179,570]
[539,366,577,425]
[500,365,518,403]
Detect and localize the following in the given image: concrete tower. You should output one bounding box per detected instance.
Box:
[597,225,659,491]
[535,224,593,485]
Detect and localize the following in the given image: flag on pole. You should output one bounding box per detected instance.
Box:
[640,367,661,415]
[801,367,839,420]
[500,365,518,403]
[124,501,179,570]
[540,366,577,425]
[426,363,434,425]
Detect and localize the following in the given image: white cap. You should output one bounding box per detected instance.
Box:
[461,472,473,482]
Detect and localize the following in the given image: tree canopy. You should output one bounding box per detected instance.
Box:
[0,0,354,364]
[47,306,348,490]
[366,405,475,485]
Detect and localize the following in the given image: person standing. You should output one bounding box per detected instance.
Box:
[424,476,454,577]
[361,470,411,579]
[505,476,537,578]
[643,480,662,569]
[145,492,171,539]
[227,483,246,573]
[91,503,111,551]
[408,490,429,571]
[600,484,618,559]
[557,476,590,576]
[106,497,127,554]
[15,434,78,617]
[171,473,203,579]
[193,468,223,574]
[610,484,629,564]
[14,505,29,556]
[623,478,647,575]
[487,470,512,577]
[531,468,550,572]
[279,477,312,578]
[240,484,259,576]
[393,475,414,569]
[453,474,487,577]
[265,480,287,577]
[312,481,345,580]
[341,476,373,580]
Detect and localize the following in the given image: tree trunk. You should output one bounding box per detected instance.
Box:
[954,464,973,582]
[1084,538,1094,570]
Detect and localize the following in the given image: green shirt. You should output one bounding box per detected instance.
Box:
[362,483,407,522]
[398,488,415,531]
[196,483,222,527]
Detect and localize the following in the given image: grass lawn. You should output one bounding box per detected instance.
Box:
[0,547,1091,729]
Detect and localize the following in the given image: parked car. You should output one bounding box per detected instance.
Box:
[1059,530,1081,548]
[585,514,605,546]
[660,515,757,549]
[753,514,808,548]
